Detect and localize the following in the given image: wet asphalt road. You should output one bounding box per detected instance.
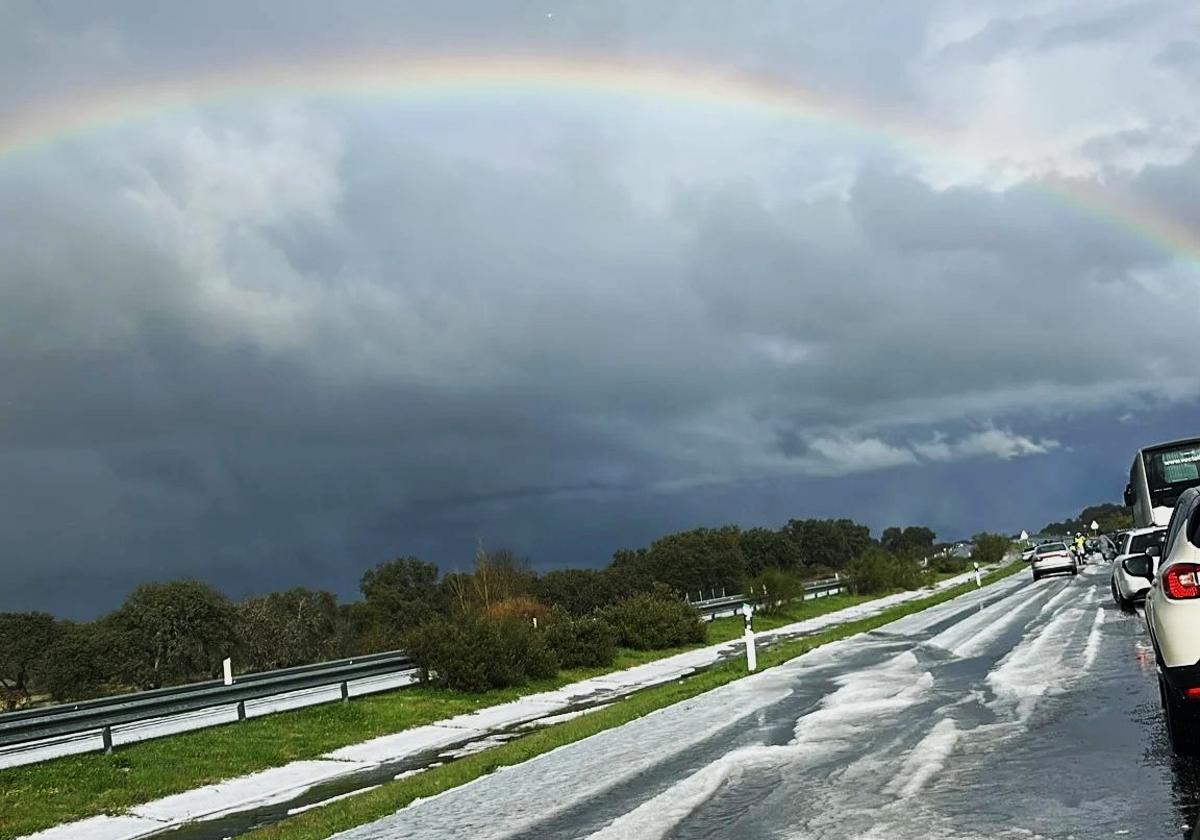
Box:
[339,562,1200,840]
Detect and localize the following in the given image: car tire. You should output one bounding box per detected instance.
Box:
[1071,564,1079,576]
[1031,570,1040,582]
[1160,676,1200,757]
[1111,579,1131,612]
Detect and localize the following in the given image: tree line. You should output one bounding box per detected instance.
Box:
[0,518,1007,705]
[1041,502,1132,536]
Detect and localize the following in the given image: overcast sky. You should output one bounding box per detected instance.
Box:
[3,0,1200,617]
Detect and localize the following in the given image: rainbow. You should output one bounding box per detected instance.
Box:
[2,51,1197,264]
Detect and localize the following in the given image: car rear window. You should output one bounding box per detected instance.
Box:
[1036,543,1066,554]
[1129,531,1164,554]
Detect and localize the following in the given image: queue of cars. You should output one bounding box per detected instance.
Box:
[1006,437,1200,753]
[1112,438,1200,755]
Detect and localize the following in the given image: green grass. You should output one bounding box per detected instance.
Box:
[242,560,1026,840]
[0,564,1018,839]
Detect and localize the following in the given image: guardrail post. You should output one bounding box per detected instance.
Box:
[101,725,113,754]
[236,700,246,721]
[340,681,349,703]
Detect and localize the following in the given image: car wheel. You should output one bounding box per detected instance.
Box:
[1111,579,1131,612]
[1071,564,1079,576]
[1031,570,1040,581]
[1160,676,1200,757]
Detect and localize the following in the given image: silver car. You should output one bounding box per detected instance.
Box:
[1109,526,1165,610]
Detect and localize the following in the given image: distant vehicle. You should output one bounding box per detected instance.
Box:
[1126,437,1200,527]
[1029,541,1078,581]
[1138,486,1200,755]
[1110,526,1165,610]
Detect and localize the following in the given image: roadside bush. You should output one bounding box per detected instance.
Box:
[971,533,1013,567]
[405,614,557,692]
[486,596,551,625]
[848,548,924,595]
[932,555,970,575]
[598,590,706,650]
[802,564,837,582]
[743,567,806,615]
[535,569,623,616]
[543,609,618,668]
[236,588,341,672]
[32,623,111,702]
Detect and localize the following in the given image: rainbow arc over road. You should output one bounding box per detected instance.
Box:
[2,52,1195,263]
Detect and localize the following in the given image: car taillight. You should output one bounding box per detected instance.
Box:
[1186,687,1200,701]
[1164,564,1200,600]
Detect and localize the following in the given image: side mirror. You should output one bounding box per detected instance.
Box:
[1124,484,1134,507]
[1146,544,1161,558]
[1123,554,1154,581]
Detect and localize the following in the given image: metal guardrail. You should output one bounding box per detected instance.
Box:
[0,651,416,752]
[692,577,848,620]
[0,580,846,760]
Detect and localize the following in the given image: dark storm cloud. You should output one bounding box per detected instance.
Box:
[1,1,1197,616]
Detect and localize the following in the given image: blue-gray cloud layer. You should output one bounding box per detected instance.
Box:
[3,0,1199,615]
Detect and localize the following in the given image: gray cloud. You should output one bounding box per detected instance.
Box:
[2,1,1198,615]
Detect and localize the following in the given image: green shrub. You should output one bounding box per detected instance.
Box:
[971,533,1013,567]
[848,548,924,595]
[743,568,806,615]
[405,614,558,692]
[598,590,706,650]
[32,624,111,702]
[932,555,970,575]
[543,609,618,668]
[535,569,624,616]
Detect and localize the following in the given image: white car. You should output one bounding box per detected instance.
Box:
[1140,486,1200,755]
[1110,526,1166,610]
[1029,541,1078,581]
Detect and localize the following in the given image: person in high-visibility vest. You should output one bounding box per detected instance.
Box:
[1074,533,1086,562]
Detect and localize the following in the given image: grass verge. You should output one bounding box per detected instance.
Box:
[241,561,1026,840]
[0,589,898,838]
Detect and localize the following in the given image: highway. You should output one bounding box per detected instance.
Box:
[338,562,1200,840]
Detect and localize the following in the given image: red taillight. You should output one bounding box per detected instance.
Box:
[1186,687,1200,701]
[1164,564,1200,600]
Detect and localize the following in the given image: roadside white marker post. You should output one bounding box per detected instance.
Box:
[973,562,982,588]
[741,603,757,672]
[532,617,538,629]
[222,657,233,686]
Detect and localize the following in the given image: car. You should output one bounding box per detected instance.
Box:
[1029,541,1078,581]
[1139,486,1200,755]
[1110,526,1165,610]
